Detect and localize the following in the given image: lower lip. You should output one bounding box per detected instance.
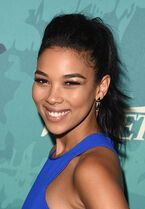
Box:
[45,110,70,122]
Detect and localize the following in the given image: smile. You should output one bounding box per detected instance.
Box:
[47,111,70,117]
[44,107,70,122]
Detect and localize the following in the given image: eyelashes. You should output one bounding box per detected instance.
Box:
[34,78,48,84]
[34,78,81,86]
[64,81,81,86]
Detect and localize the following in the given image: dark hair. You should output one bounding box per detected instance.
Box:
[38,13,128,152]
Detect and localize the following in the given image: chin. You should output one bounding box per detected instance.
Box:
[45,121,80,137]
[45,125,68,136]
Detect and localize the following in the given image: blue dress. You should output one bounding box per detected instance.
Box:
[22,133,118,209]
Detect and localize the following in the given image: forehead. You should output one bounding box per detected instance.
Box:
[37,47,95,77]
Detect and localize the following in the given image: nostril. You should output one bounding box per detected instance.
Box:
[46,95,64,105]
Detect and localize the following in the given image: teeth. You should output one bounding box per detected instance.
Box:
[48,111,69,117]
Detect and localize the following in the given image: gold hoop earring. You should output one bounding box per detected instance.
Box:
[95,97,101,111]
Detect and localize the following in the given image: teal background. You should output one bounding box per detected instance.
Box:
[0,0,145,208]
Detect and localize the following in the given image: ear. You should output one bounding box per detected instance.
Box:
[95,75,111,100]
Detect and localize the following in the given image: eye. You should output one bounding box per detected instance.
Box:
[34,78,48,85]
[65,81,81,86]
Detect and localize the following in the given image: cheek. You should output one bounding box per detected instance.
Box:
[32,84,42,104]
[70,88,95,108]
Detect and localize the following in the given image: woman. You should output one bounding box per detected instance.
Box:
[22,14,129,209]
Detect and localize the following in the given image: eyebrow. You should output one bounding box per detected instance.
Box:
[63,74,86,79]
[35,70,48,77]
[35,71,86,79]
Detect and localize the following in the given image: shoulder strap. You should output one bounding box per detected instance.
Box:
[47,133,118,186]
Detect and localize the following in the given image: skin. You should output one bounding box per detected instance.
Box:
[32,46,129,209]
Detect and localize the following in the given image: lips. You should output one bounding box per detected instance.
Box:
[43,106,70,122]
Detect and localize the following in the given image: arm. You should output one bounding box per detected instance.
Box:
[74,148,129,209]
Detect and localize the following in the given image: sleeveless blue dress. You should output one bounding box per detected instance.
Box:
[22,133,118,209]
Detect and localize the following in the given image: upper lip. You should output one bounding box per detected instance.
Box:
[43,105,70,113]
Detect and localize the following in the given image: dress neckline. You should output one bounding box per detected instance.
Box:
[49,133,107,160]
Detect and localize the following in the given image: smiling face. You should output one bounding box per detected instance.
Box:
[32,47,102,136]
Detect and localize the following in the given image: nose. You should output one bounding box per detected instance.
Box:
[46,85,64,105]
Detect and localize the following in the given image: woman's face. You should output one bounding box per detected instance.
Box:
[32,47,99,135]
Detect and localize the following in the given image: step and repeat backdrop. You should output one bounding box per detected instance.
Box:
[0,0,145,208]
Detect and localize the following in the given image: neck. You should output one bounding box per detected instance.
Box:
[53,119,100,158]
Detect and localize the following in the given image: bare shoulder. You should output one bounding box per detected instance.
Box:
[73,147,129,209]
[74,146,121,188]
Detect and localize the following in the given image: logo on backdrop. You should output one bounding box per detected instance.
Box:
[122,106,145,140]
[41,106,145,141]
